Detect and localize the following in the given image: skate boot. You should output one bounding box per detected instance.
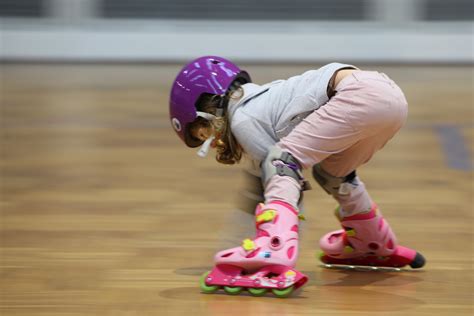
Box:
[200,201,308,297]
[319,203,425,271]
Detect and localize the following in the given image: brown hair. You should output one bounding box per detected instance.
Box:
[190,91,243,165]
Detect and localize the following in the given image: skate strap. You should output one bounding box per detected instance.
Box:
[255,209,306,225]
[336,203,378,221]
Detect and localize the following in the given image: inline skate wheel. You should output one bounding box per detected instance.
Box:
[247,287,268,296]
[318,251,326,262]
[223,286,243,295]
[199,271,219,294]
[409,252,426,269]
[271,286,294,298]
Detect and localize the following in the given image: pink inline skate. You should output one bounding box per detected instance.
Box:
[200,201,308,297]
[319,203,425,271]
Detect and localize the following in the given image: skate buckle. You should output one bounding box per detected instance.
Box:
[345,229,356,237]
[343,245,354,253]
[256,210,277,224]
[242,239,256,251]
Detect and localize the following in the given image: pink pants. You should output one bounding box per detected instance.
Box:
[266,71,408,213]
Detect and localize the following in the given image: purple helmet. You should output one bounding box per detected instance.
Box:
[169,56,250,147]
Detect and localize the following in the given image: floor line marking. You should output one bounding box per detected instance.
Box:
[434,124,472,171]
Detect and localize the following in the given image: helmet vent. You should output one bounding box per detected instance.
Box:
[171,118,182,132]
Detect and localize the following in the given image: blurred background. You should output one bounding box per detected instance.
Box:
[1,0,473,63]
[1,1,473,316]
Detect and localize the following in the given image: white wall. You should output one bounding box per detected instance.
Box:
[1,0,473,63]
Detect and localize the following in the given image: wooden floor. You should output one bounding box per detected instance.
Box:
[1,63,473,316]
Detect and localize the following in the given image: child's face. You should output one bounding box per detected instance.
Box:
[190,121,213,142]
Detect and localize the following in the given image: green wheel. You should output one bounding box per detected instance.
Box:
[200,271,219,294]
[223,286,243,295]
[247,287,268,297]
[271,286,294,298]
[318,251,328,263]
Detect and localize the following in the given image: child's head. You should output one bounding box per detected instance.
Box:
[169,56,250,164]
[189,93,244,164]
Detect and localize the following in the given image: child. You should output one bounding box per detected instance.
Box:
[169,56,425,297]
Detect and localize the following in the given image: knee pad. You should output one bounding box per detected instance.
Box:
[312,164,357,198]
[261,146,311,191]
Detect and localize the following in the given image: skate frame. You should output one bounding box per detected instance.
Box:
[320,264,421,272]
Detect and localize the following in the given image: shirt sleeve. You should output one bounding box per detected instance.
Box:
[231,113,305,209]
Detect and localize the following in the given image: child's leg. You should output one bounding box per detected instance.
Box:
[280,71,408,215]
[281,73,400,215]
[314,124,403,218]
[278,71,424,268]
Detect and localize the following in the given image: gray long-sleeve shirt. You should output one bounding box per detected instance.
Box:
[228,62,355,162]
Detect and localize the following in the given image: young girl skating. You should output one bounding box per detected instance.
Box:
[169,56,425,298]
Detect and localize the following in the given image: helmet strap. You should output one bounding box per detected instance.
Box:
[197,135,215,158]
[195,111,217,158]
[196,111,217,121]
[216,95,226,117]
